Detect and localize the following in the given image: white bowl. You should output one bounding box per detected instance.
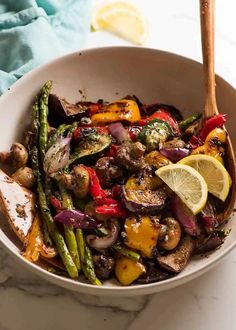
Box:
[0,47,235,296]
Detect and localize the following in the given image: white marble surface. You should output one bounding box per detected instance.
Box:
[1,1,236,329]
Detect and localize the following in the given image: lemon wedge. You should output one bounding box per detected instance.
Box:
[178,154,231,202]
[156,164,208,214]
[92,1,148,45]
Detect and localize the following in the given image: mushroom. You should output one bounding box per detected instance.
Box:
[58,165,90,198]
[158,217,182,251]
[11,167,36,189]
[92,254,115,280]
[95,157,123,187]
[116,141,146,171]
[157,236,195,273]
[0,142,28,170]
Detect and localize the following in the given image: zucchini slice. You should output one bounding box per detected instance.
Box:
[70,134,111,164]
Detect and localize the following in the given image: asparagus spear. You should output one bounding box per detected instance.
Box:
[32,96,40,143]
[76,229,85,263]
[58,184,81,271]
[58,182,100,285]
[82,245,102,286]
[113,244,141,263]
[179,114,201,131]
[31,146,78,278]
[39,81,52,159]
[31,95,52,246]
[43,176,53,246]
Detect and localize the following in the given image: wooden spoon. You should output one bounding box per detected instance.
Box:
[200,0,236,222]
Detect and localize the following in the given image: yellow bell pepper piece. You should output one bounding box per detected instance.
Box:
[22,213,57,262]
[125,216,160,258]
[205,127,226,144]
[115,256,146,285]
[91,99,141,125]
[192,128,226,164]
[145,150,172,169]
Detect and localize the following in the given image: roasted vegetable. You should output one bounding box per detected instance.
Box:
[158,217,181,250]
[160,148,190,162]
[23,213,57,262]
[145,150,172,169]
[136,261,171,284]
[179,114,201,131]
[0,169,35,243]
[191,128,226,163]
[0,80,231,286]
[116,141,146,171]
[93,254,115,280]
[171,195,200,236]
[86,222,119,249]
[138,119,172,151]
[22,214,42,262]
[198,114,227,142]
[122,173,166,213]
[200,195,220,233]
[157,236,195,273]
[39,81,52,159]
[58,165,90,198]
[70,133,111,164]
[145,103,183,121]
[113,244,141,262]
[84,201,111,222]
[11,167,36,189]
[48,94,89,126]
[43,137,71,175]
[138,109,180,135]
[115,256,146,285]
[91,99,141,125]
[0,143,29,170]
[195,233,223,254]
[124,216,160,257]
[95,157,123,188]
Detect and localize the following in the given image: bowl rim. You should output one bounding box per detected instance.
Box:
[0,46,235,295]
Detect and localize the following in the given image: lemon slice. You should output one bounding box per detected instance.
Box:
[156,164,208,214]
[92,1,148,45]
[178,154,231,202]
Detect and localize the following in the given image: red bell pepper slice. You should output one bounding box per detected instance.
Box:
[198,114,227,142]
[190,114,227,148]
[96,202,128,218]
[49,196,62,213]
[82,166,107,200]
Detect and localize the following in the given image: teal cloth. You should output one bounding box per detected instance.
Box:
[0,0,91,94]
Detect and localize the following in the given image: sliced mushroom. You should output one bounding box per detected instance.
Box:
[157,236,195,273]
[158,217,181,251]
[11,167,36,189]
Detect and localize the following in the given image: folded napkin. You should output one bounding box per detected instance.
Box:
[0,0,91,95]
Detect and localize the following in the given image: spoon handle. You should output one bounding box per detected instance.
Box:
[200,0,218,116]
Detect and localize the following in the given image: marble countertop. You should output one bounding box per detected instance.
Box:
[1,1,236,329]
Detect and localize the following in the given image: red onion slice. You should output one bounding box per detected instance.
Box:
[160,148,190,162]
[44,137,71,174]
[171,195,200,236]
[54,209,100,229]
[86,222,119,249]
[108,122,130,143]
